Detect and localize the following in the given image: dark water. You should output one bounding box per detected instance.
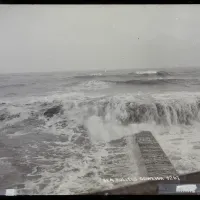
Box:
[1,67,200,194]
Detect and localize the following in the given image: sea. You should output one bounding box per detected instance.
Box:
[1,67,200,194]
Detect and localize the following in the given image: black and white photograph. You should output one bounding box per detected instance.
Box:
[0,5,200,195]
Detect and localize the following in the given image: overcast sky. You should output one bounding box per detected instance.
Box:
[0,5,200,73]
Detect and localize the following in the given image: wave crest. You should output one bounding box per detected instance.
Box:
[131,70,171,77]
[135,70,157,75]
[2,93,200,133]
[108,78,187,85]
[81,94,200,126]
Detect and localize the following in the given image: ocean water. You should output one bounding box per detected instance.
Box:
[1,67,200,194]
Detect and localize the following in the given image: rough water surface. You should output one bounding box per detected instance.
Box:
[1,67,200,194]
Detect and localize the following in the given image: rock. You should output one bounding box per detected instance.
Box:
[44,105,63,118]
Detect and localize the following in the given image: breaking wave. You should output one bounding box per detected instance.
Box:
[75,70,171,79]
[136,70,157,75]
[2,92,200,129]
[130,70,171,77]
[1,91,200,194]
[76,93,200,126]
[2,69,200,195]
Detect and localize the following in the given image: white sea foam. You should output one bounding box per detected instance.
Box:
[2,91,200,194]
[2,69,200,195]
[21,118,200,194]
[136,70,157,75]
